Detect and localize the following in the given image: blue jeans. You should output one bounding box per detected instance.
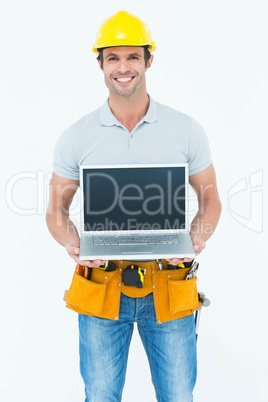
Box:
[79,292,197,402]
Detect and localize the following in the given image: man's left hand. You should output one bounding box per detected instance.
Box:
[191,237,206,256]
[165,238,206,266]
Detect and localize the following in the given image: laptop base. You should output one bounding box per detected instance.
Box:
[79,232,195,261]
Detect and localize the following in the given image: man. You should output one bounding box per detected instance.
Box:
[46,11,221,402]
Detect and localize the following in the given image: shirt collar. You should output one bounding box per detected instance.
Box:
[99,94,158,127]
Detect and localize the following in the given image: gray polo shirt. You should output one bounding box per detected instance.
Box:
[53,95,212,180]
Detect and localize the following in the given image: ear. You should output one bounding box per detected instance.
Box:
[145,54,154,72]
[97,59,103,71]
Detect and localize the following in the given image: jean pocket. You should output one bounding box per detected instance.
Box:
[66,271,107,315]
[168,277,198,314]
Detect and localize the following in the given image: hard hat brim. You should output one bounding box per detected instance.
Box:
[92,42,156,54]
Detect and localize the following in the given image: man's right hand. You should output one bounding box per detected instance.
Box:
[65,241,107,268]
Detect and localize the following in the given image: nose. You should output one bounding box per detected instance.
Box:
[117,59,130,74]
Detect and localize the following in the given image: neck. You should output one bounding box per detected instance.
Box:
[108,89,150,132]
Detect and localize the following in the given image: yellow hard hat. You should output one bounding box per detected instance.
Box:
[92,11,156,54]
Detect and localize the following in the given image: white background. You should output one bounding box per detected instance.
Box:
[1,0,267,401]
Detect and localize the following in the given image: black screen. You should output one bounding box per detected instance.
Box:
[83,167,186,231]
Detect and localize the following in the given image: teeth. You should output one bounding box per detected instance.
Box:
[115,77,133,82]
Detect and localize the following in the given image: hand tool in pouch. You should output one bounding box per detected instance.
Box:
[98,260,116,271]
[84,266,92,280]
[167,262,185,269]
[157,259,164,270]
[195,291,211,341]
[185,262,199,280]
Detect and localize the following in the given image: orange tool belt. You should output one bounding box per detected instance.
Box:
[63,260,199,324]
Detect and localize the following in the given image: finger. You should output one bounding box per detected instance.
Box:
[78,260,95,267]
[94,259,107,265]
[166,257,193,265]
[66,244,80,255]
[69,254,106,267]
[193,243,205,252]
[67,253,89,265]
[80,259,107,268]
[69,255,87,265]
[192,239,206,249]
[166,258,184,265]
[66,240,80,248]
[182,257,193,262]
[68,245,80,253]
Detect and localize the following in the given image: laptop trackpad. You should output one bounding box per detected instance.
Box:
[120,246,153,253]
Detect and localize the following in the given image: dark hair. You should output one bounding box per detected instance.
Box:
[97,45,151,68]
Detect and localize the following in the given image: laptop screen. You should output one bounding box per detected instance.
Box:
[82,166,187,232]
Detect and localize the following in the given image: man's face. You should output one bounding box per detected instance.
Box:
[98,46,153,97]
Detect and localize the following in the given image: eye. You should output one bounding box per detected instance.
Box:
[107,57,117,61]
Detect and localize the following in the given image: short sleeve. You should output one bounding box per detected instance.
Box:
[53,126,80,180]
[188,119,212,176]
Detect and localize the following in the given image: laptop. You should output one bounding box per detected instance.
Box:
[79,164,195,260]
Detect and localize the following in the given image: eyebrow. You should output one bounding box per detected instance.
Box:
[105,53,142,59]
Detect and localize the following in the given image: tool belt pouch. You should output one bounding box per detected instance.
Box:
[168,276,198,313]
[63,263,121,320]
[65,270,106,315]
[152,263,199,324]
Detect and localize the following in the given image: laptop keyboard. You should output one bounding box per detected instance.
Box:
[93,235,179,246]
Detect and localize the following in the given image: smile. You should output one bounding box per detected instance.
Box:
[114,76,135,83]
